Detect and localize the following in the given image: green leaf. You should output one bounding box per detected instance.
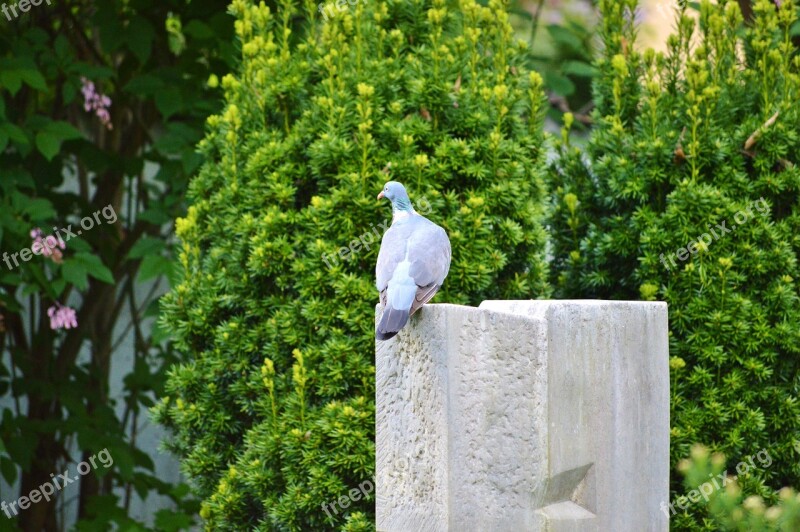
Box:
[0,58,47,94]
[75,252,115,284]
[138,255,172,282]
[35,121,83,160]
[184,20,215,40]
[19,68,47,91]
[111,447,135,480]
[64,235,91,252]
[27,263,57,300]
[151,319,172,344]
[154,509,193,531]
[22,283,40,297]
[1,169,33,191]
[0,122,29,147]
[546,25,584,54]
[62,259,89,291]
[24,27,49,47]
[46,121,83,140]
[71,64,115,80]
[1,457,17,485]
[50,277,67,297]
[124,74,164,97]
[127,237,166,259]
[561,60,598,78]
[545,71,576,97]
[127,16,155,64]
[0,69,22,95]
[154,123,200,155]
[144,297,160,318]
[35,131,61,160]
[95,2,126,52]
[4,432,34,471]
[63,81,77,105]
[138,207,172,225]
[155,88,182,119]
[19,196,56,220]
[54,34,72,60]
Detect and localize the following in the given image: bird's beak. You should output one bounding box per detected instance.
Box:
[377,191,385,200]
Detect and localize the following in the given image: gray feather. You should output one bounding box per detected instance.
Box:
[375,193,451,340]
[376,307,410,340]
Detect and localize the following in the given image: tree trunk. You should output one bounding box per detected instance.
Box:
[18,400,60,532]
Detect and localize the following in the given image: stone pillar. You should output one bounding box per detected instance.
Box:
[376,300,669,532]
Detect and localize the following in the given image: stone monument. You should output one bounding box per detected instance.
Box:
[376,300,669,532]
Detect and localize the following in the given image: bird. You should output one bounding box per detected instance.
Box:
[375,181,451,341]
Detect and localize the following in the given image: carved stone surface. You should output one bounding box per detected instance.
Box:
[376,300,669,532]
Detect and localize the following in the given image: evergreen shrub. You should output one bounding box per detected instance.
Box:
[152,0,550,529]
[681,445,800,530]
[550,0,800,528]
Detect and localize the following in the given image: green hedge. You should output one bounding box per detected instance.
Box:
[680,445,800,530]
[550,0,800,528]
[152,0,550,529]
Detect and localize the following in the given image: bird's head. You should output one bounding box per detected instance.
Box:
[377,181,408,202]
[377,181,414,212]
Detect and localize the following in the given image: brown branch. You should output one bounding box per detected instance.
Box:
[1,300,30,353]
[529,0,546,46]
[737,0,753,24]
[744,110,779,152]
[548,94,594,126]
[674,126,687,163]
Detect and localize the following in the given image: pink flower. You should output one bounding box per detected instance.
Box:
[80,77,113,130]
[48,303,78,330]
[30,228,66,263]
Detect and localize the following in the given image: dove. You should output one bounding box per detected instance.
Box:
[375,181,451,341]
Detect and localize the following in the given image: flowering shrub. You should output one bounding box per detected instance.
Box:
[153,0,550,529]
[549,0,800,528]
[0,0,235,528]
[47,302,78,330]
[80,77,113,130]
[30,227,66,263]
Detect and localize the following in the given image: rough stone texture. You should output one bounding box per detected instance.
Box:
[376,300,669,532]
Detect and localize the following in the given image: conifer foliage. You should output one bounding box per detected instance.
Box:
[550,0,800,528]
[153,0,550,528]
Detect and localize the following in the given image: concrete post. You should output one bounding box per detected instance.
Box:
[376,300,669,532]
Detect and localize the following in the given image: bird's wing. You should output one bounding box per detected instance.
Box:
[377,216,450,291]
[375,215,451,339]
[407,220,451,287]
[376,222,406,296]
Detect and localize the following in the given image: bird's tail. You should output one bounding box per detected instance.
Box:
[376,306,410,341]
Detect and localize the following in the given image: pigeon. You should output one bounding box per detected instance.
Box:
[375,181,451,341]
